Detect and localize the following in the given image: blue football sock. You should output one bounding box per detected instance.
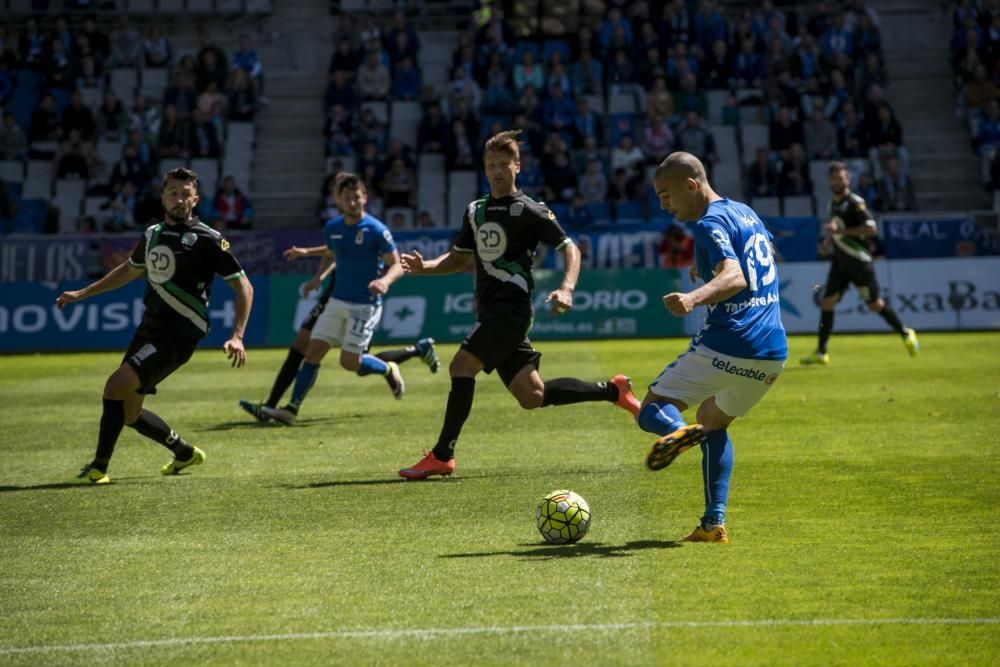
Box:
[700,430,734,526]
[637,401,687,436]
[356,354,389,377]
[289,362,320,409]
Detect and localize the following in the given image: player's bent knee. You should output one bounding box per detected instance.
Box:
[517,391,544,410]
[637,402,663,433]
[339,354,361,372]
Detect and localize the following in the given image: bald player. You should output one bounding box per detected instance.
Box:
[635,151,788,543]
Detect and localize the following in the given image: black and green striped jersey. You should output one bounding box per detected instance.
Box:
[127,218,245,340]
[828,191,877,263]
[453,191,572,321]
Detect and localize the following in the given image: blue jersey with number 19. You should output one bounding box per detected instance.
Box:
[688,198,787,361]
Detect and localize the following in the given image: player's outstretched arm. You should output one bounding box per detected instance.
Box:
[663,258,746,317]
[303,249,335,296]
[400,248,472,275]
[223,274,254,368]
[55,261,144,310]
[544,241,580,315]
[283,245,328,261]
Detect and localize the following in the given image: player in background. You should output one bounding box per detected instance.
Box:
[57,168,253,484]
[238,253,438,423]
[635,152,787,543]
[801,162,919,365]
[397,129,640,480]
[260,173,407,425]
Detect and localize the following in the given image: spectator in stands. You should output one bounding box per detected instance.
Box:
[633,20,661,66]
[771,106,804,158]
[228,69,258,122]
[358,49,391,101]
[642,112,675,163]
[514,84,543,133]
[109,16,142,69]
[45,37,74,91]
[855,51,886,101]
[382,157,415,208]
[126,128,156,171]
[853,11,881,57]
[197,48,228,94]
[570,24,598,62]
[18,18,45,70]
[600,7,633,53]
[747,148,779,199]
[53,128,100,180]
[673,73,708,118]
[144,26,172,69]
[877,154,917,211]
[665,42,697,88]
[606,48,637,95]
[445,119,475,170]
[109,144,149,193]
[965,63,998,119]
[392,55,421,101]
[837,101,865,158]
[96,91,128,142]
[544,150,578,203]
[733,38,765,89]
[383,138,414,170]
[416,210,435,229]
[577,157,608,205]
[825,68,853,120]
[546,55,571,99]
[513,48,543,96]
[636,46,664,91]
[29,93,61,151]
[821,11,854,62]
[158,104,189,159]
[675,111,717,167]
[329,34,361,79]
[645,74,674,122]
[316,173,340,224]
[702,39,732,90]
[804,106,838,160]
[611,134,644,176]
[73,33,104,89]
[449,97,480,148]
[481,53,511,114]
[0,112,27,160]
[197,80,226,134]
[570,96,602,149]
[475,5,516,50]
[232,34,263,93]
[102,180,140,232]
[856,170,881,211]
[63,90,96,141]
[974,100,1000,185]
[573,135,607,176]
[720,93,741,126]
[866,103,909,179]
[447,65,482,113]
[387,13,420,66]
[131,94,161,140]
[607,165,645,202]
[214,175,254,230]
[416,101,448,154]
[518,151,545,198]
[658,223,695,269]
[779,142,811,196]
[542,84,574,137]
[563,193,595,230]
[324,69,357,112]
[197,27,229,71]
[572,49,603,97]
[189,109,221,159]
[353,107,386,152]
[81,17,110,63]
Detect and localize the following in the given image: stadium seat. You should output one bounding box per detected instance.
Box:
[84,196,106,217]
[583,93,606,116]
[740,124,769,166]
[190,158,219,195]
[513,41,541,63]
[156,0,184,11]
[752,196,781,218]
[326,155,356,174]
[608,113,637,146]
[782,195,814,217]
[140,68,168,102]
[187,0,213,12]
[418,171,446,228]
[110,69,138,103]
[11,199,47,234]
[55,178,86,202]
[0,160,24,184]
[418,153,445,176]
[585,202,612,225]
[23,161,52,198]
[160,158,188,175]
[227,122,255,149]
[994,190,1000,213]
[711,125,738,167]
[706,90,728,124]
[390,101,422,149]
[615,200,645,225]
[385,207,415,229]
[713,161,742,199]
[53,195,81,234]
[542,40,571,64]
[246,0,274,11]
[129,0,155,11]
[608,94,637,115]
[361,101,389,125]
[447,171,477,228]
[79,86,101,111]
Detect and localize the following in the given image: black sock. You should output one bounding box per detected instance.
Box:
[93,398,125,473]
[878,305,906,336]
[267,347,305,407]
[376,346,418,364]
[432,377,475,461]
[818,311,834,354]
[128,409,194,459]
[541,377,617,407]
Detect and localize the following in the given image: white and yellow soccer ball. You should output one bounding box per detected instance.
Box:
[536,490,591,544]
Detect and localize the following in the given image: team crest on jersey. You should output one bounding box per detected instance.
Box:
[710,229,732,250]
[220,238,230,251]
[181,232,198,247]
[509,201,524,217]
[547,209,556,220]
[355,229,365,244]
[476,221,508,262]
[146,244,176,284]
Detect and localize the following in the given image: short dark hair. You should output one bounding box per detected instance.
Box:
[164,167,200,190]
[828,161,848,176]
[333,171,366,195]
[484,129,522,161]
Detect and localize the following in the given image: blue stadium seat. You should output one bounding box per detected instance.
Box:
[615,200,645,225]
[585,202,612,225]
[608,113,637,146]
[514,41,541,63]
[12,199,47,234]
[542,40,570,64]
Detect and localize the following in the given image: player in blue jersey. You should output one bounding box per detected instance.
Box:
[635,152,788,543]
[260,173,407,425]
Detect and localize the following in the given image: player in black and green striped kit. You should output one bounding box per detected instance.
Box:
[397,130,640,480]
[57,168,254,484]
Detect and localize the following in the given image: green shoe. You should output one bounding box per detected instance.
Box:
[161,446,206,476]
[67,464,111,485]
[903,328,920,357]
[800,351,830,366]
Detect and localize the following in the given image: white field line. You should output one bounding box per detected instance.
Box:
[1,617,997,656]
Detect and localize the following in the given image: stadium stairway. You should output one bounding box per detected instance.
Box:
[873,0,990,212]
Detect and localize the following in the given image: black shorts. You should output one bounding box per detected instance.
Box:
[461,316,541,386]
[823,253,880,303]
[123,324,199,395]
[301,281,336,331]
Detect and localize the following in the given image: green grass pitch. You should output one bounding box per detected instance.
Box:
[1,333,998,665]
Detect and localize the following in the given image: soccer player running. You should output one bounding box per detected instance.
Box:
[397,129,640,480]
[635,152,787,543]
[57,168,253,484]
[238,250,439,423]
[260,173,408,425]
[801,161,919,365]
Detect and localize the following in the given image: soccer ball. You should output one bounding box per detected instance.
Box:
[535,489,591,544]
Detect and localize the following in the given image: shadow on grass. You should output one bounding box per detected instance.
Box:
[0,476,163,493]
[441,539,683,560]
[283,471,528,490]
[198,416,342,432]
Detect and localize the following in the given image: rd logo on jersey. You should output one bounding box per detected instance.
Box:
[146,245,176,284]
[476,222,508,262]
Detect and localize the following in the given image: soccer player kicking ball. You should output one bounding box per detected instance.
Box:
[57,168,253,484]
[800,161,919,365]
[397,130,640,480]
[635,152,787,543]
[260,173,407,425]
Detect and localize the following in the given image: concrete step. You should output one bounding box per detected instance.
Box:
[917,191,991,211]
